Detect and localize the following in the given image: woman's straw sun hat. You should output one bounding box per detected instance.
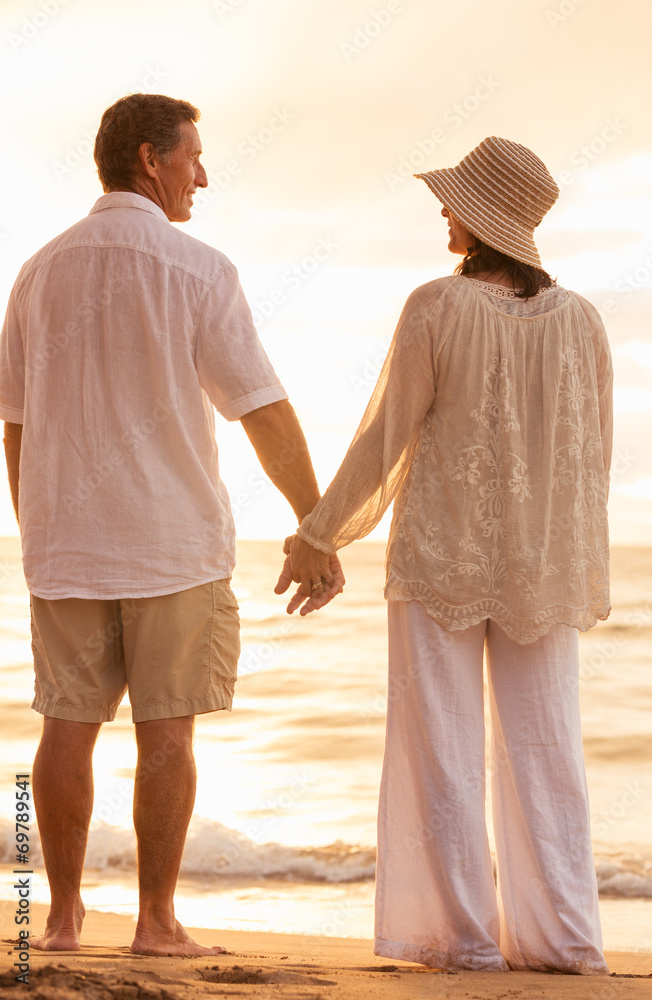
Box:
[414,136,559,269]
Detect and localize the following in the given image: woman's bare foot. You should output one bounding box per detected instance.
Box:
[131,917,226,957]
[31,900,85,951]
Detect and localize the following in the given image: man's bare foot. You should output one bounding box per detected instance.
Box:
[131,917,226,957]
[31,900,85,951]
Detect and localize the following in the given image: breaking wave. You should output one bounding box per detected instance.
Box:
[2,817,651,896]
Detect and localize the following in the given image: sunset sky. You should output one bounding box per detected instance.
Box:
[1,0,650,543]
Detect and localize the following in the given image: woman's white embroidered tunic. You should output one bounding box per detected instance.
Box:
[298,275,612,643]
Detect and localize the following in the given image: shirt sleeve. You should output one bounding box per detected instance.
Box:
[297,280,454,553]
[195,262,287,421]
[0,288,25,423]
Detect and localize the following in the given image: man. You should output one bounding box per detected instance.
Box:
[0,93,342,957]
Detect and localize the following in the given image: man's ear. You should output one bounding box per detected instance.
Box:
[137,141,157,179]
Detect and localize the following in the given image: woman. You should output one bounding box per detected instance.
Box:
[278,137,612,974]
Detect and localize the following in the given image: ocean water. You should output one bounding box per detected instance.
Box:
[1,538,651,951]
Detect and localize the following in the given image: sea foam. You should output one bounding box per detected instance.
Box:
[1,816,650,895]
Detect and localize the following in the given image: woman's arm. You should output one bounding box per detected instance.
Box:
[295,281,452,554]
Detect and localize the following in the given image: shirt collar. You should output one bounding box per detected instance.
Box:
[88,191,170,223]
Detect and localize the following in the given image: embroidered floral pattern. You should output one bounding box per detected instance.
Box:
[445,357,532,544]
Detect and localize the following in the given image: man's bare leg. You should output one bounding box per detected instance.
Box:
[32,717,101,950]
[130,715,225,956]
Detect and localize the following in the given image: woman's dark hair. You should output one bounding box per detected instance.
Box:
[94,93,200,192]
[454,236,554,299]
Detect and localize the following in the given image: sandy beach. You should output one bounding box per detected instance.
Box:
[1,902,651,999]
[2,539,652,990]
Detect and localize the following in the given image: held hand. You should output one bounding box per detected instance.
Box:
[274,535,345,616]
[275,534,333,596]
[273,535,306,598]
[286,553,345,616]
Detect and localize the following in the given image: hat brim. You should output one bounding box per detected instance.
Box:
[415,168,544,269]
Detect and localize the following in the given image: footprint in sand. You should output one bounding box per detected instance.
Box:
[200,963,336,985]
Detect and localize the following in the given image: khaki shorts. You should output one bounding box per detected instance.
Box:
[30,580,240,723]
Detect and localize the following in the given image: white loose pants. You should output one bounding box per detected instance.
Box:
[374,601,607,973]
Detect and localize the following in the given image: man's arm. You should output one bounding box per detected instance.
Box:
[240,399,339,593]
[3,421,22,524]
[240,399,320,522]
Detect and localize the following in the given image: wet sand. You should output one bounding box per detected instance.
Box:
[1,903,651,999]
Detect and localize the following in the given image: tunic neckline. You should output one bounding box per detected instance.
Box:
[462,275,572,320]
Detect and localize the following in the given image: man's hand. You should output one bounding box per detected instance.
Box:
[274,534,345,616]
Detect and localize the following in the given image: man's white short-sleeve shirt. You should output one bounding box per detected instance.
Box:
[0,192,288,598]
